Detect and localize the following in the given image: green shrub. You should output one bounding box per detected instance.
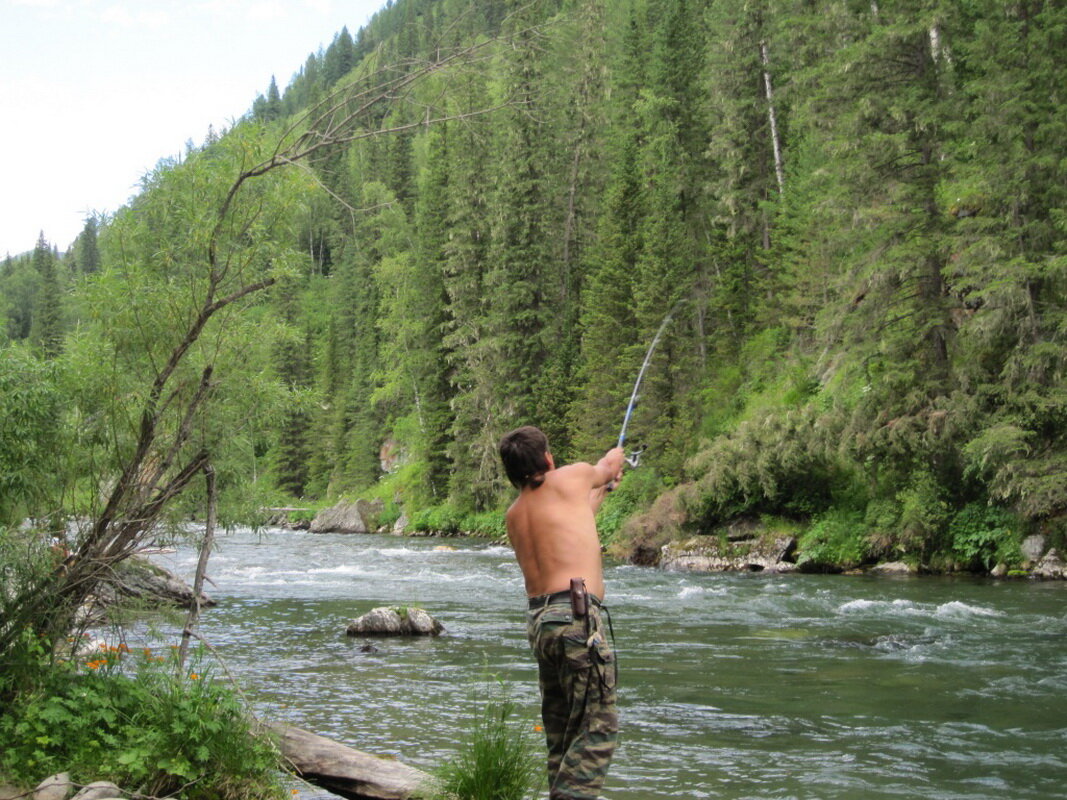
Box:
[425,678,542,800]
[797,509,869,570]
[0,645,283,800]
[948,503,1021,571]
[460,510,507,539]
[410,504,465,534]
[596,468,664,547]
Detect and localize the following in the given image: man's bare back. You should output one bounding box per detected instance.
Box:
[505,448,624,600]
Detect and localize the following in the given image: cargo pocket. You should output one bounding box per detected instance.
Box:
[593,636,617,691]
[562,630,594,670]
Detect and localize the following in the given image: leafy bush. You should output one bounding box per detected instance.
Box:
[797,510,869,570]
[460,510,507,539]
[0,645,283,800]
[684,406,850,526]
[596,468,664,547]
[410,504,465,534]
[0,346,63,527]
[426,678,542,800]
[948,503,1021,571]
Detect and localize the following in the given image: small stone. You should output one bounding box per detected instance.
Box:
[33,773,73,800]
[990,562,1008,577]
[71,782,123,800]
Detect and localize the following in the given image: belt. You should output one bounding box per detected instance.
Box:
[528,590,602,609]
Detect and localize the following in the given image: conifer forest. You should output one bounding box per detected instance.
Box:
[2,0,1065,572]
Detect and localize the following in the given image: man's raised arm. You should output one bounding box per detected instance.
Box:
[589,446,626,512]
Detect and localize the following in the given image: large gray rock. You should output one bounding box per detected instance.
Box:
[268,721,433,800]
[71,783,123,800]
[661,530,798,574]
[1021,534,1047,564]
[346,606,444,637]
[33,773,72,800]
[76,555,213,626]
[310,499,384,534]
[1033,548,1066,580]
[868,561,917,576]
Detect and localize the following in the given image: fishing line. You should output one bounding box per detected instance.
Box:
[616,299,684,467]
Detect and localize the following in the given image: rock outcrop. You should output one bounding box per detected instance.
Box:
[660,521,798,574]
[867,561,917,576]
[76,556,213,626]
[1032,548,1066,580]
[310,499,385,534]
[346,607,444,637]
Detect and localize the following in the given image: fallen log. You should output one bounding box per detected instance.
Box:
[268,721,434,800]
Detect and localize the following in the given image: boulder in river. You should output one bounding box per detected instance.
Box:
[346,606,444,637]
[310,499,384,534]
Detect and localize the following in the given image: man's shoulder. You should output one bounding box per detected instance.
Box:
[545,462,595,490]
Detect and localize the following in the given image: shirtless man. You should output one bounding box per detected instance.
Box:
[499,425,625,800]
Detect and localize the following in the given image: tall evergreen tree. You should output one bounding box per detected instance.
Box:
[30,232,62,358]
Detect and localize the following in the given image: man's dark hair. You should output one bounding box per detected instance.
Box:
[499,426,550,489]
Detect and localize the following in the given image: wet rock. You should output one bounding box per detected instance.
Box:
[661,533,797,574]
[310,498,384,534]
[868,561,916,576]
[71,783,123,800]
[75,555,213,626]
[33,773,73,800]
[1033,548,1066,580]
[1021,534,1047,564]
[346,606,444,637]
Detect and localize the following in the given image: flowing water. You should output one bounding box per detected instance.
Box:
[149,528,1067,799]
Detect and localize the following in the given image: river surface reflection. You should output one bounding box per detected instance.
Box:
[150,528,1067,799]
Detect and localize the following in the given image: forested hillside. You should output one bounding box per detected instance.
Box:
[2,0,1064,569]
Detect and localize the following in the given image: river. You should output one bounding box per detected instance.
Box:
[149,528,1067,799]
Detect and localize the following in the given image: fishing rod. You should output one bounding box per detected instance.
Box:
[616,300,683,469]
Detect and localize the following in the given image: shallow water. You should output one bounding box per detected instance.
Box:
[148,528,1067,799]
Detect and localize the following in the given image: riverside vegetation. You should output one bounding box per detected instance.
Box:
[0,0,1064,796]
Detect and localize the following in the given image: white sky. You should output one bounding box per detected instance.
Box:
[0,0,388,257]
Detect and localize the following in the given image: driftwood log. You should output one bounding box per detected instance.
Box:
[268,722,434,800]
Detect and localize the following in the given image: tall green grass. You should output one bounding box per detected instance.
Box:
[426,679,543,800]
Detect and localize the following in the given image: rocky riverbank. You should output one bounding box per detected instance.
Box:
[652,518,1067,579]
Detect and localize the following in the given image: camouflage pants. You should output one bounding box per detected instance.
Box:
[527,597,618,800]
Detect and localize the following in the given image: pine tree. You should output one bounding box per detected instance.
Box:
[30,232,62,358]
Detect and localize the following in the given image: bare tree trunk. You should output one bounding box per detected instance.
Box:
[760,40,786,197]
[179,463,217,669]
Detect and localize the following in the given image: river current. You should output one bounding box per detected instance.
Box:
[149,528,1067,799]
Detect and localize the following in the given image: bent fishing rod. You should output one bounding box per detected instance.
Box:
[616,300,683,469]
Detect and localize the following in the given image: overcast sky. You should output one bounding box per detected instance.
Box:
[0,0,387,257]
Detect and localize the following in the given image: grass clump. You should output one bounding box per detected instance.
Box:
[425,679,542,800]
